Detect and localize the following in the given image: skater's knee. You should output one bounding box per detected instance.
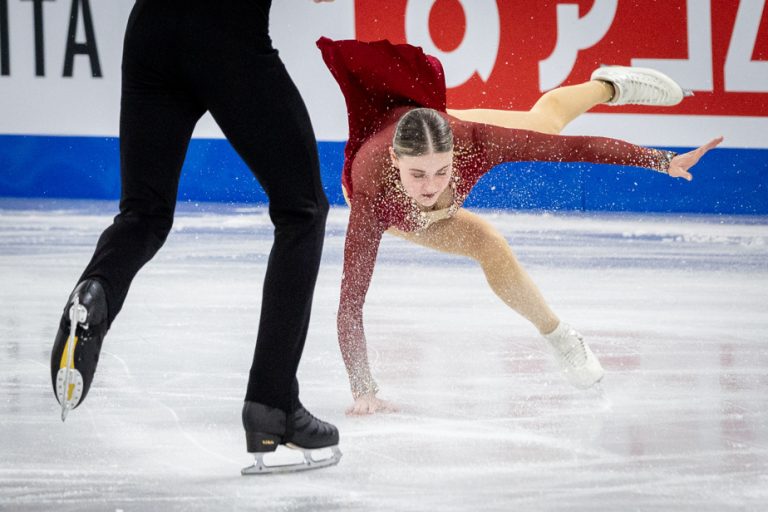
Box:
[530,93,567,134]
[315,194,330,221]
[271,195,329,231]
[474,233,518,269]
[115,210,174,246]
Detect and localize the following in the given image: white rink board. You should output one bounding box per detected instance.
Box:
[0,1,766,148]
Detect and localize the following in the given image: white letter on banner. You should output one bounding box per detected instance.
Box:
[538,0,618,91]
[632,0,713,91]
[725,0,768,92]
[405,0,500,88]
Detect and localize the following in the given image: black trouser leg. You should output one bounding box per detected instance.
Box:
[78,2,205,326]
[74,0,327,414]
[195,49,329,412]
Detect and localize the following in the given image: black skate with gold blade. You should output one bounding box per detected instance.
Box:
[50,279,108,421]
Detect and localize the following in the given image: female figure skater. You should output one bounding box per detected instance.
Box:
[317,37,722,415]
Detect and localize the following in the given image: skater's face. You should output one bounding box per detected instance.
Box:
[390,148,454,208]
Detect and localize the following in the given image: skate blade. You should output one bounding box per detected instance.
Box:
[241,445,342,475]
[561,367,605,391]
[57,300,88,422]
[591,381,613,410]
[56,367,84,421]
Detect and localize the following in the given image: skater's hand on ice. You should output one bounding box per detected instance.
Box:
[668,136,723,181]
[346,393,400,416]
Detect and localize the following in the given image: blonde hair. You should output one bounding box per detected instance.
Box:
[392,108,453,157]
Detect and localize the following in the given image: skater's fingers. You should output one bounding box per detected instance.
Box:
[346,406,366,416]
[701,136,724,152]
[689,137,722,159]
[669,136,722,180]
[670,165,693,181]
[346,398,380,416]
[346,395,403,416]
[668,158,695,181]
[346,402,365,416]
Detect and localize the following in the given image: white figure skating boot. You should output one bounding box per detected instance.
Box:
[544,322,604,389]
[591,66,690,106]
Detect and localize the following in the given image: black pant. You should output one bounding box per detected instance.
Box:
[78,0,329,412]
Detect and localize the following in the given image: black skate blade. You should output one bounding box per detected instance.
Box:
[241,445,342,475]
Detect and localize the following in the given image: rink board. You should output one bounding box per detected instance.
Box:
[0,134,766,214]
[1,0,767,212]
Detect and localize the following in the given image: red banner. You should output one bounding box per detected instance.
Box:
[355,0,768,116]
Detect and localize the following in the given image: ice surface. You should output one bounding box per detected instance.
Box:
[1,199,767,511]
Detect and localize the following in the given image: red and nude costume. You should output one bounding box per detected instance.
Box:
[317,37,674,397]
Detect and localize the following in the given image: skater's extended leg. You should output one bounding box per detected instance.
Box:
[447,81,611,134]
[80,1,206,324]
[389,209,603,388]
[51,1,205,418]
[390,209,560,334]
[447,64,686,133]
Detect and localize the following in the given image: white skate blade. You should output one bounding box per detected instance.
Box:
[58,299,87,422]
[590,382,614,411]
[56,368,84,421]
[241,445,342,475]
[565,367,604,390]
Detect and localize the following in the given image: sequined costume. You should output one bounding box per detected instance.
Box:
[317,37,675,397]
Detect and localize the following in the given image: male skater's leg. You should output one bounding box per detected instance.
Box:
[50,0,205,419]
[198,42,338,471]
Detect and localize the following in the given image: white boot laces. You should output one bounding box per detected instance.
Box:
[562,328,588,367]
[624,74,668,104]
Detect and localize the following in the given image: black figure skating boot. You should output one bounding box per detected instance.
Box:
[241,401,341,475]
[50,279,108,421]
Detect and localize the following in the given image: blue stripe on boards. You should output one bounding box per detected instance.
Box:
[0,134,766,214]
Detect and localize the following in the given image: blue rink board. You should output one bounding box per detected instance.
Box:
[0,134,766,214]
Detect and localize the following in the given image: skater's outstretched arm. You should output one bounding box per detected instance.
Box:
[459,122,675,174]
[338,201,385,399]
[338,200,404,415]
[451,119,722,183]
